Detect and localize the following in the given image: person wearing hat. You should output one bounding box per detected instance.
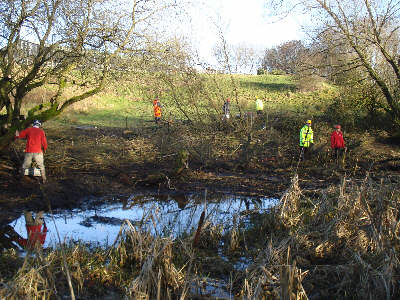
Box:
[15,120,47,183]
[330,124,346,166]
[299,119,314,160]
[222,98,231,120]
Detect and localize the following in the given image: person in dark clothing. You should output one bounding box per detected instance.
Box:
[222,98,231,120]
[330,124,346,166]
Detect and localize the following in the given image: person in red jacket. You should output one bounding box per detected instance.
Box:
[330,124,346,166]
[16,211,47,250]
[15,120,48,183]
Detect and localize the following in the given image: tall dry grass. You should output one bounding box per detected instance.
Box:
[237,173,400,299]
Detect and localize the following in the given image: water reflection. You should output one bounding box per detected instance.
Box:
[7,193,276,248]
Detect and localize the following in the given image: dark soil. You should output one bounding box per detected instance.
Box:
[1,124,399,226]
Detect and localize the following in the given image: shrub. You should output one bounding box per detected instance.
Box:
[257,68,266,75]
[270,69,286,75]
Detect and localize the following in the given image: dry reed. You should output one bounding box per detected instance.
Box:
[238,173,400,299]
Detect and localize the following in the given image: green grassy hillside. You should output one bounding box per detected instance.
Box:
[44,73,337,128]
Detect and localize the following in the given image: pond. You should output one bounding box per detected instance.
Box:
[8,192,277,249]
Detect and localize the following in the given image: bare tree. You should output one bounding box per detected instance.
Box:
[231,44,260,74]
[213,41,260,74]
[262,40,307,74]
[267,0,400,127]
[0,0,179,150]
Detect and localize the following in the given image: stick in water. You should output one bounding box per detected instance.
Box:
[192,189,207,248]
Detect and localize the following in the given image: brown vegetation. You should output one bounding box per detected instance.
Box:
[0,79,399,298]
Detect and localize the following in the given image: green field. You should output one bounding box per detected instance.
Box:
[46,73,337,129]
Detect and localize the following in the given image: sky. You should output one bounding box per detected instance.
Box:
[13,0,304,74]
[185,0,305,70]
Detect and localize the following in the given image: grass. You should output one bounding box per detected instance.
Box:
[32,73,337,129]
[238,74,297,92]
[56,95,152,128]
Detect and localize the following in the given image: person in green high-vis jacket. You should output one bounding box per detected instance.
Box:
[255,99,264,115]
[299,119,314,160]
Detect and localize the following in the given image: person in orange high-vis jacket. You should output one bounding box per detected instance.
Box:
[17,211,47,250]
[153,98,162,124]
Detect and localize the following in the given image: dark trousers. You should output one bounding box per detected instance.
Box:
[300,146,311,161]
[333,147,346,165]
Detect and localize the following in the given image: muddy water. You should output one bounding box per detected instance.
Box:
[9,192,277,248]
